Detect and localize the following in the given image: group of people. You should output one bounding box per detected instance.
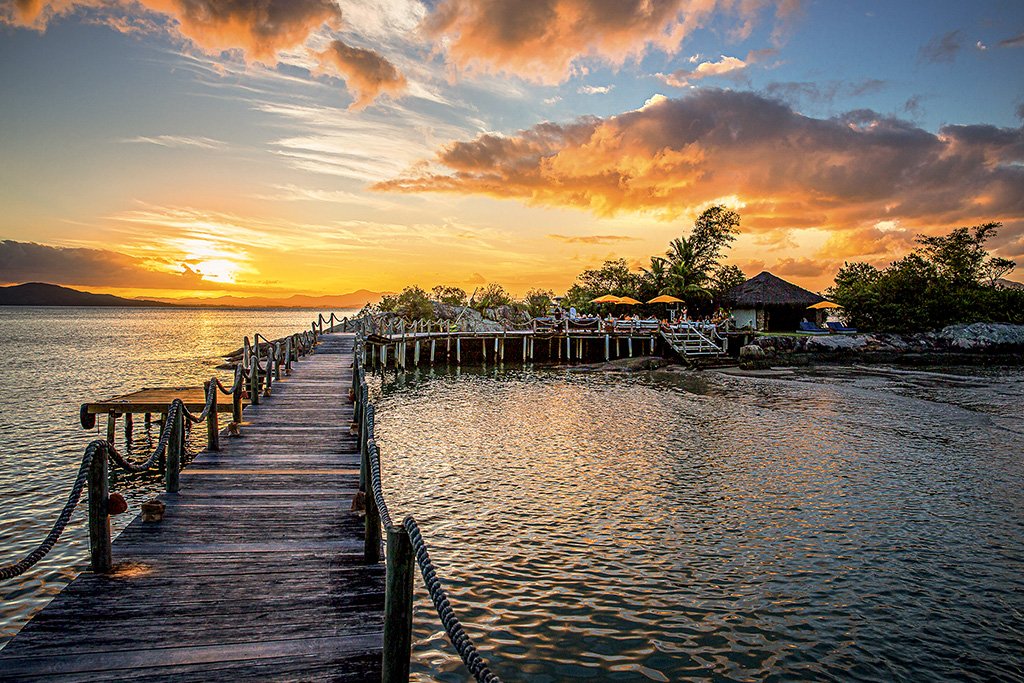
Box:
[548,304,734,330]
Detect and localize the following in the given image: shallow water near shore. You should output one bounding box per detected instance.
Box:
[373,363,1024,682]
[1,308,1022,682]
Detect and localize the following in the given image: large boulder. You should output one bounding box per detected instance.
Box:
[739,344,771,369]
[937,323,1024,350]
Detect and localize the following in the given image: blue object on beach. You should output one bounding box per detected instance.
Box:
[826,321,858,334]
[798,320,831,334]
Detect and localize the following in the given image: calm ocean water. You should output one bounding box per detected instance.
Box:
[1,307,1023,682]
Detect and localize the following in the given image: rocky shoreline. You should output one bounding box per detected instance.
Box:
[745,323,1024,367]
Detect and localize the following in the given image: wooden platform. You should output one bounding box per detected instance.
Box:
[83,387,242,416]
[0,333,385,681]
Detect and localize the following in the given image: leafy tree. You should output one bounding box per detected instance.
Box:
[521,288,555,317]
[378,285,433,320]
[828,222,1021,331]
[472,283,514,310]
[431,285,467,306]
[563,258,643,312]
[712,264,747,303]
[659,205,741,313]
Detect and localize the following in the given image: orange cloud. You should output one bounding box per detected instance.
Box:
[3,1,408,107]
[376,90,1024,261]
[315,39,407,110]
[4,0,342,62]
[424,0,792,84]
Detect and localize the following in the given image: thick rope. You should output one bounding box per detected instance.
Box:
[1,315,334,582]
[404,516,502,683]
[363,405,394,529]
[0,443,99,580]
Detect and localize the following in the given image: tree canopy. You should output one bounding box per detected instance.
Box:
[828,222,1021,332]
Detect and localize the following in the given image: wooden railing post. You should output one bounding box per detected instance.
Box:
[166,404,184,493]
[250,353,260,406]
[273,343,282,381]
[232,370,243,423]
[204,381,219,451]
[382,525,414,683]
[88,445,112,573]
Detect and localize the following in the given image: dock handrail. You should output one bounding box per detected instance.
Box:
[352,333,502,683]
[0,314,338,581]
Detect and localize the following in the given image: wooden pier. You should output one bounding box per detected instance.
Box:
[0,333,386,680]
[361,323,725,369]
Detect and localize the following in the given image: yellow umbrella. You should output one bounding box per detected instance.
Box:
[591,294,622,304]
[647,294,684,304]
[616,296,642,305]
[807,301,843,309]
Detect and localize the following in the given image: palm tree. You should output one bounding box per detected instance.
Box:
[663,236,712,308]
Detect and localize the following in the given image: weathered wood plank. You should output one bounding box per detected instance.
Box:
[0,333,384,680]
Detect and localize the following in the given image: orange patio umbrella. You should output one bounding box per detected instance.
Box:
[647,295,684,304]
[590,294,622,304]
[616,296,642,305]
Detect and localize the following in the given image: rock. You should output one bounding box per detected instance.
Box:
[739,344,766,360]
[937,323,1024,350]
[739,344,771,369]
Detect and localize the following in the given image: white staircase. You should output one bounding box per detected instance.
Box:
[661,325,724,357]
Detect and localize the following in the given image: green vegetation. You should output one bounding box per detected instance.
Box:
[471,283,514,311]
[430,285,467,307]
[376,285,433,320]
[828,223,1022,332]
[564,205,744,315]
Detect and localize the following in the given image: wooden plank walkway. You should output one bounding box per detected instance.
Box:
[0,333,385,681]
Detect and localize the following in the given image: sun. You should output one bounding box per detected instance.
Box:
[192,258,241,284]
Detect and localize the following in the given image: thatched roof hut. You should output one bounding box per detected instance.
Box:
[725,271,825,332]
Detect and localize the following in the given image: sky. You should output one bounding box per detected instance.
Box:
[0,0,1022,299]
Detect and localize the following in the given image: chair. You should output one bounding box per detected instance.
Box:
[798,320,830,335]
[826,321,857,334]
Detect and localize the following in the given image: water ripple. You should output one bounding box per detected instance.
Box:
[375,365,1024,683]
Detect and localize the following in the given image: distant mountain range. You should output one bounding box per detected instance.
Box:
[0,282,174,307]
[0,282,382,309]
[151,290,381,309]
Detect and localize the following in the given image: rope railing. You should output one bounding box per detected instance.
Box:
[352,333,503,683]
[0,313,346,582]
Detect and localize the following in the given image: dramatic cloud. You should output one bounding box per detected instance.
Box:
[315,39,407,109]
[919,29,963,63]
[376,90,1024,254]
[423,0,796,84]
[3,1,411,107]
[547,234,639,244]
[4,1,343,62]
[0,240,217,290]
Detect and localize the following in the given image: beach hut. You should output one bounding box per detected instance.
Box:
[724,271,825,332]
